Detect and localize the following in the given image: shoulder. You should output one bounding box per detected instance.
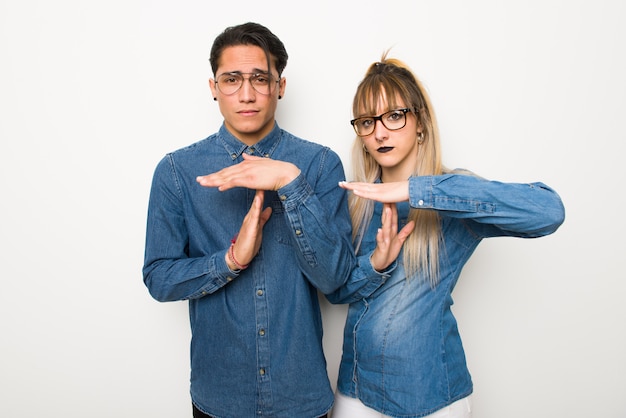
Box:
[280,129,329,150]
[153,134,217,176]
[158,135,219,167]
[168,134,216,157]
[279,129,341,162]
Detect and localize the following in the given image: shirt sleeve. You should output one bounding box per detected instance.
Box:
[142,155,239,302]
[408,170,566,238]
[325,253,396,304]
[276,148,356,294]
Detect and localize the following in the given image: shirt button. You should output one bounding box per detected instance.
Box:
[418,199,424,206]
[259,368,265,375]
[279,195,287,201]
[257,289,264,296]
[226,277,233,282]
[248,147,255,154]
[294,229,302,236]
[259,329,265,336]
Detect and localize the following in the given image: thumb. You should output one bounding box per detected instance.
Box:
[259,207,273,227]
[397,221,415,243]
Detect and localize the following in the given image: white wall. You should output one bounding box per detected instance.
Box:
[1,1,625,417]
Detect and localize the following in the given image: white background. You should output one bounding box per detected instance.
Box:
[1,1,625,417]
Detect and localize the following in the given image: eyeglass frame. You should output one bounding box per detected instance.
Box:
[214,71,281,96]
[350,108,415,137]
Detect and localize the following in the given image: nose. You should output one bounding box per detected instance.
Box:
[238,77,256,101]
[373,119,388,142]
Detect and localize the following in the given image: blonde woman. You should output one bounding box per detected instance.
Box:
[327,55,565,418]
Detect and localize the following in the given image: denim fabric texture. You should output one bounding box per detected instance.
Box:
[143,123,355,418]
[327,172,565,417]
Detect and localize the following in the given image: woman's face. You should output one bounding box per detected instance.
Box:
[359,96,422,182]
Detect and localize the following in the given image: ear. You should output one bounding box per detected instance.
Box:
[277,76,286,99]
[209,78,218,100]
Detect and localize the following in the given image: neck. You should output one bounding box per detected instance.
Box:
[381,163,416,183]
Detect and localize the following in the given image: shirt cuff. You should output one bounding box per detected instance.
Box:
[408,176,433,209]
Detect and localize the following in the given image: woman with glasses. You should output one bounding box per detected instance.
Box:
[326,55,565,418]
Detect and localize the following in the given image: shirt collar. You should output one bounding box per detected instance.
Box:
[218,123,282,160]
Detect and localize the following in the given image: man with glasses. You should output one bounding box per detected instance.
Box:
[143,22,355,418]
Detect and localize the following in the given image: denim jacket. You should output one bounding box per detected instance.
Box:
[143,124,355,418]
[327,172,565,417]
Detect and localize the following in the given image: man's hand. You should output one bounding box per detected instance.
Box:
[197,153,301,191]
[226,189,272,271]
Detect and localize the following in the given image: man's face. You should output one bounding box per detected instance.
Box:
[209,45,286,146]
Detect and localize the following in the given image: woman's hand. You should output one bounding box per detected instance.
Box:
[339,180,410,203]
[370,203,415,272]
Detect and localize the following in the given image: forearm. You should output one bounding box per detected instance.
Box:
[409,172,565,237]
[325,253,394,304]
[278,164,356,294]
[143,249,239,302]
[143,157,240,301]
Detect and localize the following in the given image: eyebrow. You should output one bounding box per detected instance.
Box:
[221,68,271,75]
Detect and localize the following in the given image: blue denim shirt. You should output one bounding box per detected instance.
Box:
[327,172,565,417]
[143,124,355,418]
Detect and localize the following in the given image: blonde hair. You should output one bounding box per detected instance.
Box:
[349,52,448,285]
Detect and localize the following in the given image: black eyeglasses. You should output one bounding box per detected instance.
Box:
[350,108,414,137]
[215,72,280,95]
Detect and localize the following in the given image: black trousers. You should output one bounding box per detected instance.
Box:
[192,403,327,418]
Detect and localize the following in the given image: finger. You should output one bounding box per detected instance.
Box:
[351,187,379,201]
[196,170,238,189]
[242,153,263,161]
[380,206,393,245]
[372,226,395,271]
[233,195,265,265]
[397,220,415,243]
[253,190,273,227]
[259,207,273,226]
[387,203,399,235]
[196,173,222,187]
[338,181,369,192]
[196,161,250,189]
[216,173,242,191]
[247,191,264,219]
[253,189,264,207]
[239,193,264,238]
[375,227,386,248]
[381,203,389,224]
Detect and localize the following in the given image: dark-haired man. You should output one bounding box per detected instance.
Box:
[143,22,354,418]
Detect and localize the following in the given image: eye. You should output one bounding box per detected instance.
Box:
[358,118,374,129]
[252,74,270,85]
[220,74,241,84]
[386,110,404,122]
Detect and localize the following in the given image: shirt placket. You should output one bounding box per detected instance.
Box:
[254,245,273,414]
